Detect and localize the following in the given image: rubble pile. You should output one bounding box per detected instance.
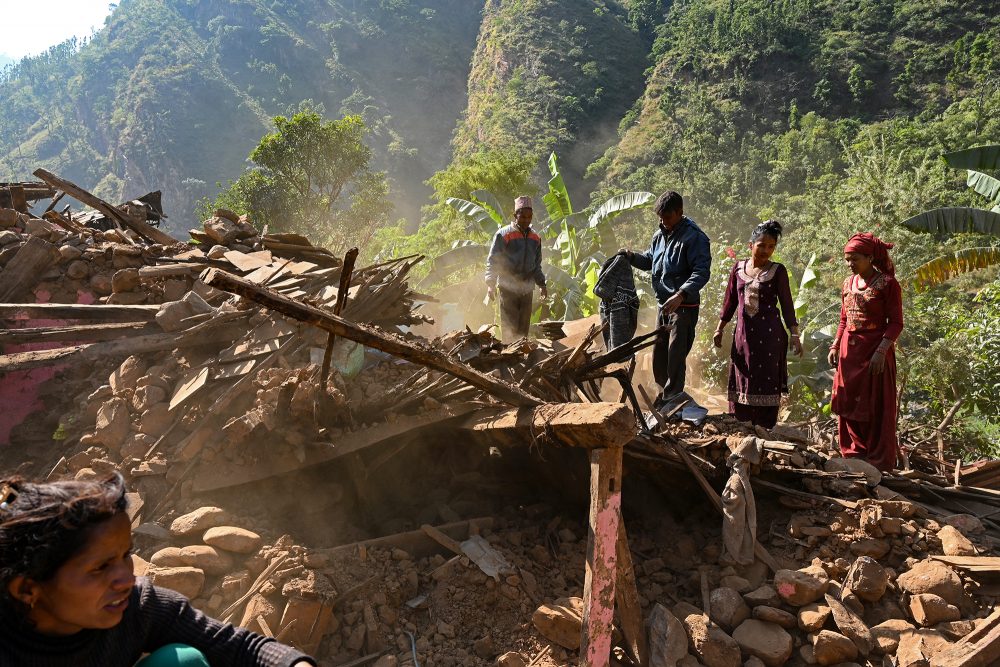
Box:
[4,172,1000,666]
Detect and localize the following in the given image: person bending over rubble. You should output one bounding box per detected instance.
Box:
[620,191,711,415]
[0,473,315,667]
[828,233,903,472]
[713,220,803,429]
[485,196,548,342]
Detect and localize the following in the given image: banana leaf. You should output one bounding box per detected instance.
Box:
[542,262,587,320]
[588,192,655,228]
[446,197,500,235]
[542,152,573,222]
[554,221,580,273]
[588,191,654,255]
[968,171,1000,205]
[793,253,818,319]
[900,207,1000,236]
[470,189,506,226]
[421,241,487,286]
[913,247,1000,289]
[943,145,1000,171]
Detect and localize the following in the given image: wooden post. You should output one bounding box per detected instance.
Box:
[321,247,358,390]
[615,519,648,666]
[580,445,623,667]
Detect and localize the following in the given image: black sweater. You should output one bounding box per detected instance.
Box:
[0,578,315,667]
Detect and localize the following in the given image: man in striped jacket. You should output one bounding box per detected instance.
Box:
[485,196,548,341]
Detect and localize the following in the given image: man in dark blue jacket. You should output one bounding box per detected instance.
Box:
[622,191,711,412]
[485,196,548,341]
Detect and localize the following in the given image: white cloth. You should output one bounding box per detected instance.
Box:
[721,436,763,565]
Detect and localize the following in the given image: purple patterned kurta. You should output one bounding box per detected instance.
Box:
[719,260,798,428]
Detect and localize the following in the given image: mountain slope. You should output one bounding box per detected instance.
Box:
[0,0,484,230]
[451,0,650,191]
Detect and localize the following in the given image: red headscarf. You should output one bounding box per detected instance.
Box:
[844,232,895,277]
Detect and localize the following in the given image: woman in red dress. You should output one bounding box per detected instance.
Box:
[828,233,903,471]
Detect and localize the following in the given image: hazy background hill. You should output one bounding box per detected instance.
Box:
[0,0,483,231]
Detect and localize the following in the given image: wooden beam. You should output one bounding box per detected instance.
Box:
[930,607,1000,666]
[580,446,623,667]
[32,168,178,246]
[615,519,648,666]
[0,318,246,372]
[0,321,159,345]
[0,302,160,321]
[203,268,542,407]
[314,518,494,561]
[190,404,480,493]
[0,237,58,302]
[460,402,635,450]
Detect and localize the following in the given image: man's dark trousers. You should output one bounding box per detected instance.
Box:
[499,289,533,341]
[654,306,699,407]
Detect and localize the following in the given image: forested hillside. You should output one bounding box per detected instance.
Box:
[0,0,483,228]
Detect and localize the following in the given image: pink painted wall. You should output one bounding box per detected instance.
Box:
[0,288,96,445]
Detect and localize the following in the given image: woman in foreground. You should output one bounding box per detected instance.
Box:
[0,473,315,667]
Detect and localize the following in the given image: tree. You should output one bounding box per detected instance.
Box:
[210,110,391,251]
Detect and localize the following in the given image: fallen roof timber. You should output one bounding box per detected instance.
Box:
[33,168,179,246]
[203,268,542,408]
[0,321,160,345]
[0,302,160,321]
[459,402,635,450]
[0,314,248,372]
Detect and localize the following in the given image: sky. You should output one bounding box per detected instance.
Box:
[1,0,113,62]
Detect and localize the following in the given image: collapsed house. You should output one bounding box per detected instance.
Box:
[2,173,1000,667]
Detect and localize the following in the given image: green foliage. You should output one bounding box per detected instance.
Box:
[944,144,1000,170]
[0,0,484,228]
[913,247,1000,288]
[209,110,391,252]
[901,207,1000,236]
[453,0,649,186]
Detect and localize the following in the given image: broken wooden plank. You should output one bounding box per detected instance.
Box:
[928,555,1000,572]
[580,445,623,667]
[190,403,481,493]
[0,302,160,321]
[223,249,273,272]
[0,321,160,345]
[0,236,58,302]
[459,402,635,450]
[316,518,494,561]
[203,268,543,407]
[136,265,196,279]
[0,318,247,372]
[930,607,1000,666]
[420,523,465,557]
[33,168,178,246]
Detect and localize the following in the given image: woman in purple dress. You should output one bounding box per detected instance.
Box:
[713,221,803,428]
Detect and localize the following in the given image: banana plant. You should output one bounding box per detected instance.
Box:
[785,253,834,393]
[901,144,1000,289]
